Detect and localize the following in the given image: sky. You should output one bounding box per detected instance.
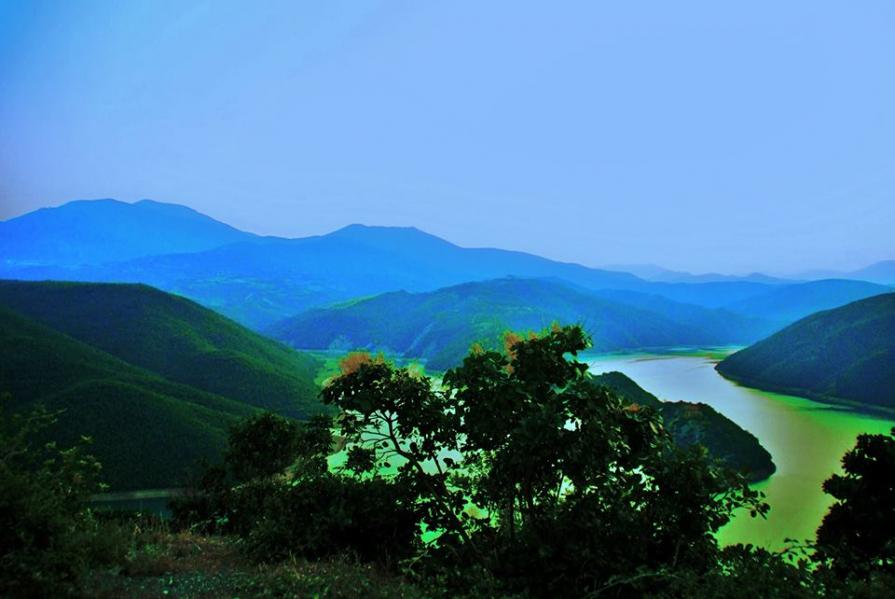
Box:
[0,1,893,274]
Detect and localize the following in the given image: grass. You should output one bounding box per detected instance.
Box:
[84,517,424,598]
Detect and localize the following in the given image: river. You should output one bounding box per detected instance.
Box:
[585,349,895,549]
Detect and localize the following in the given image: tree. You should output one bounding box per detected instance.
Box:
[322,325,767,596]
[815,428,895,579]
[225,412,331,482]
[0,396,105,597]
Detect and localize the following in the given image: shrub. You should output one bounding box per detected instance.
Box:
[244,475,419,565]
[0,398,105,597]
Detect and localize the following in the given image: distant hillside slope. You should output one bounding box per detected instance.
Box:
[0,281,323,418]
[0,306,257,490]
[717,294,895,410]
[0,198,254,270]
[269,278,772,371]
[84,225,778,327]
[848,260,895,285]
[723,279,891,324]
[798,260,895,285]
[592,372,774,481]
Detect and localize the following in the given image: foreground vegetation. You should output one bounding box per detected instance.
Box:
[3,326,894,597]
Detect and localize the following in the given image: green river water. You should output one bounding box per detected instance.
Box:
[584,349,895,549]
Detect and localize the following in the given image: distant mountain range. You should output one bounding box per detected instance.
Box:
[268,278,776,370]
[723,279,892,324]
[599,263,793,285]
[0,281,325,490]
[717,293,895,411]
[0,199,891,344]
[796,261,895,285]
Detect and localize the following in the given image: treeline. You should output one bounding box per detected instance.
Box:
[2,327,894,597]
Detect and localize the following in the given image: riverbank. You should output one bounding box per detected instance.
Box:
[585,350,895,549]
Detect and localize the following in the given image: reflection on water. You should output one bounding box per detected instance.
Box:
[585,350,895,549]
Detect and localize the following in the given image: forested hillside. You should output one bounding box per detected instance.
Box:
[0,281,322,417]
[270,278,772,370]
[717,293,895,410]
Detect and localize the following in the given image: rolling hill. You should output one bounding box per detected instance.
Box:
[716,293,895,410]
[0,282,328,490]
[592,372,775,481]
[0,198,254,271]
[269,278,774,371]
[0,281,323,418]
[0,306,258,490]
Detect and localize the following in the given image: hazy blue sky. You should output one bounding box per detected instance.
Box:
[1,1,893,273]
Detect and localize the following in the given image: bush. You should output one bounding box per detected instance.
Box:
[0,398,106,597]
[245,475,419,565]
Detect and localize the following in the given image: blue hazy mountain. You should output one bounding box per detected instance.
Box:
[717,293,895,410]
[796,261,895,285]
[0,200,775,328]
[0,198,255,270]
[1,199,884,331]
[722,279,893,324]
[268,278,774,370]
[847,260,895,285]
[601,263,793,285]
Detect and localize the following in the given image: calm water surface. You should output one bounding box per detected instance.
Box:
[585,350,895,549]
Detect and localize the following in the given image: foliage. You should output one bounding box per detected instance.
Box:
[226,412,304,482]
[815,428,895,579]
[662,543,818,599]
[322,325,769,596]
[0,396,110,598]
[172,410,421,566]
[244,475,420,565]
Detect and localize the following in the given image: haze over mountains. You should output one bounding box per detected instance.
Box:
[1,199,892,354]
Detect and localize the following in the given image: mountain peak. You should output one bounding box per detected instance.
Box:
[325,223,460,250]
[0,198,255,269]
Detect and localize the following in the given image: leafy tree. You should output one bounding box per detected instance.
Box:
[223,411,333,483]
[0,396,105,598]
[322,325,768,596]
[225,412,303,482]
[815,428,895,579]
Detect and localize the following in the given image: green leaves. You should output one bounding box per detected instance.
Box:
[318,326,780,595]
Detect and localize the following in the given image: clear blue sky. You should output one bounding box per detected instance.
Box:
[1,1,893,274]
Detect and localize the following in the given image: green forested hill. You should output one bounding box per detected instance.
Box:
[0,306,257,489]
[0,281,329,489]
[592,372,775,481]
[269,278,770,370]
[716,293,895,410]
[0,280,322,417]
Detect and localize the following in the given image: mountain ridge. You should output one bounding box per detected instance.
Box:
[716,293,895,411]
